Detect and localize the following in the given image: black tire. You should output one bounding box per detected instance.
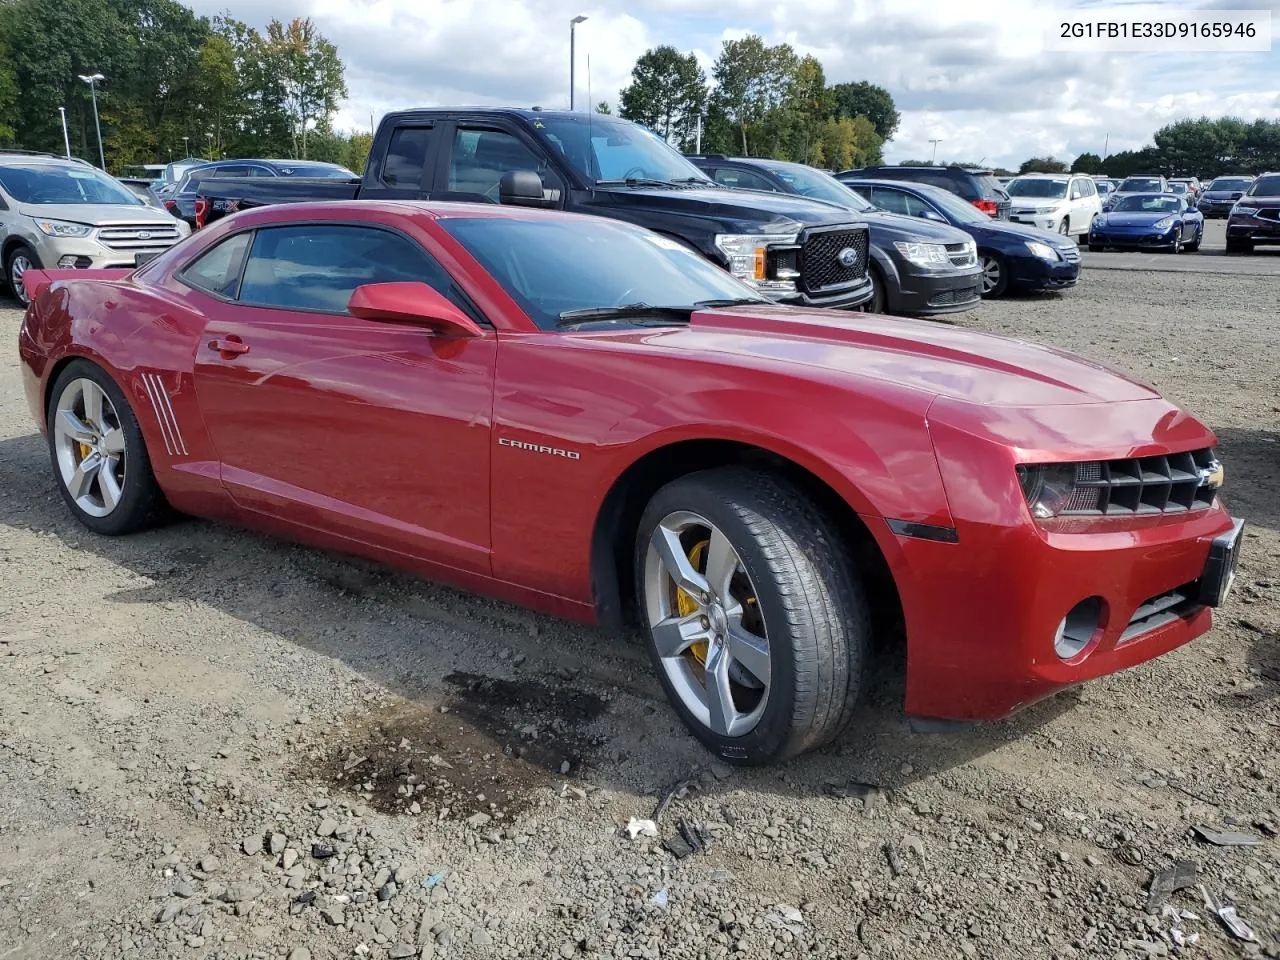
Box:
[979,252,1008,298]
[1165,233,1183,254]
[4,242,39,306]
[46,359,168,535]
[1057,218,1070,236]
[1088,243,1104,253]
[1225,237,1252,255]
[634,467,870,764]
[864,264,887,314]
[1185,229,1202,253]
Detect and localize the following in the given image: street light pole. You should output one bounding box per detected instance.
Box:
[928,138,943,165]
[182,135,190,157]
[57,107,71,158]
[569,15,587,110]
[78,73,106,169]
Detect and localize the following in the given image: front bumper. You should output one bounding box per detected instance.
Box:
[1008,253,1079,291]
[886,397,1237,722]
[28,233,182,271]
[1198,201,1237,218]
[1227,217,1280,245]
[892,264,983,316]
[1089,224,1178,249]
[1009,212,1063,231]
[778,275,874,309]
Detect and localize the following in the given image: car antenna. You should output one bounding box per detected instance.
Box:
[587,53,596,182]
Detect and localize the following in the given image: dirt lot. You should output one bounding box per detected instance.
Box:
[0,257,1277,960]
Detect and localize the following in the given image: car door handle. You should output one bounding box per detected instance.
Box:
[209,338,250,356]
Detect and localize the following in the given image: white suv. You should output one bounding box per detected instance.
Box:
[1005,173,1102,240]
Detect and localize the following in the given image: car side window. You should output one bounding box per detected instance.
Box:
[447,127,547,200]
[1069,180,1082,199]
[179,232,254,300]
[236,224,465,316]
[870,187,911,215]
[713,168,776,191]
[382,125,434,188]
[1081,179,1096,197]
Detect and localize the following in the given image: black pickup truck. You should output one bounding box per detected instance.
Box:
[198,108,873,309]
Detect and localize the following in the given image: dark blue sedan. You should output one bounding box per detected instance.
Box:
[838,177,1079,297]
[1088,194,1204,253]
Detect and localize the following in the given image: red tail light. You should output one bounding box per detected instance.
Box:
[972,199,999,217]
[194,198,208,230]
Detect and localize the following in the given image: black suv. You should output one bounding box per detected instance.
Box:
[838,165,1011,220]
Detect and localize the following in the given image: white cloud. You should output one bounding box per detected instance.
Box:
[186,0,1280,168]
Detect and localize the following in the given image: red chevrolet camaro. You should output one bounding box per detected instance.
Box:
[18,201,1243,764]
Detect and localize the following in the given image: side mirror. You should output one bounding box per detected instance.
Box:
[347,282,484,338]
[499,170,553,208]
[922,209,945,222]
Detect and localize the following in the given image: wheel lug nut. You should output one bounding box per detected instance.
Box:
[700,616,710,629]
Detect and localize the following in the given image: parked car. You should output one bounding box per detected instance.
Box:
[1102,175,1169,211]
[196,109,874,309]
[1088,193,1204,253]
[1093,179,1118,200]
[1169,177,1201,201]
[166,158,358,227]
[117,176,166,208]
[1225,171,1280,253]
[1199,175,1256,218]
[1005,173,1102,240]
[18,200,1242,764]
[834,165,1011,219]
[686,155,981,316]
[838,177,1080,298]
[0,152,190,305]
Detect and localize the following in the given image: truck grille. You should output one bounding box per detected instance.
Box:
[798,227,869,293]
[98,224,183,250]
[946,242,976,267]
[1060,448,1219,516]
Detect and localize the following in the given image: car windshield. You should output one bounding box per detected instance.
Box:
[764,164,871,210]
[1168,182,1188,194]
[1119,177,1163,192]
[1247,174,1280,195]
[440,216,765,330]
[1096,181,1114,194]
[533,115,710,185]
[0,163,142,205]
[1112,195,1180,213]
[1209,177,1252,191]
[1007,178,1068,199]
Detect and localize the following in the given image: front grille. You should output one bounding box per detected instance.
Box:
[1061,448,1219,516]
[946,242,976,267]
[1061,246,1081,263]
[928,284,980,306]
[798,227,868,293]
[1259,208,1280,221]
[98,224,183,250]
[1117,586,1200,646]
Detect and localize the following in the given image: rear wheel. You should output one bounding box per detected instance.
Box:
[5,242,38,306]
[864,264,887,313]
[635,468,870,764]
[47,360,167,535]
[1087,243,1104,252]
[979,253,1008,298]
[1185,226,1202,252]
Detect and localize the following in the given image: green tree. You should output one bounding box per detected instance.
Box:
[194,33,237,158]
[1070,152,1103,174]
[1018,155,1068,174]
[264,17,347,158]
[815,115,882,170]
[0,1,19,143]
[618,46,706,148]
[1239,118,1280,173]
[827,81,899,141]
[712,34,798,155]
[345,131,373,173]
[595,100,611,115]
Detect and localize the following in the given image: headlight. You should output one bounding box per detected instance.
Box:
[1032,205,1059,214]
[1025,241,1058,261]
[1233,205,1259,216]
[1152,217,1175,230]
[893,240,950,268]
[1017,463,1100,518]
[714,233,798,286]
[32,218,93,238]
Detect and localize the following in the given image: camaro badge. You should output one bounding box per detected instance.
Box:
[498,437,581,460]
[1198,461,1225,490]
[837,247,859,268]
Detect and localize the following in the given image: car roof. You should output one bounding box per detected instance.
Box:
[836,177,953,197]
[218,198,638,229]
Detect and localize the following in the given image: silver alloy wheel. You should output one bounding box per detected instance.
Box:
[980,256,1002,294]
[643,511,771,737]
[52,378,127,518]
[9,251,32,304]
[1058,218,1070,235]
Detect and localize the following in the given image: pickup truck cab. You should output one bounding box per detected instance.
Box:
[199,108,873,309]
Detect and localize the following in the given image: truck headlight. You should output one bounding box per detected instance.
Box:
[1024,241,1058,261]
[893,240,950,268]
[714,233,798,286]
[32,218,93,238]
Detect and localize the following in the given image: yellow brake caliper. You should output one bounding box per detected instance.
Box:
[675,540,710,666]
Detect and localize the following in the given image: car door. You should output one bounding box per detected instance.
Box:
[433,120,565,206]
[185,220,497,575]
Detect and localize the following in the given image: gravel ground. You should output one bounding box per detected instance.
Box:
[0,263,1277,960]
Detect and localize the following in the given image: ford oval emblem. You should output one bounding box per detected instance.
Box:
[136,230,152,240]
[837,246,859,268]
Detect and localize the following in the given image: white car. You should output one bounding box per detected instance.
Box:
[1005,173,1103,240]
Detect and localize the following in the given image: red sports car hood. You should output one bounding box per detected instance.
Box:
[674,306,1157,407]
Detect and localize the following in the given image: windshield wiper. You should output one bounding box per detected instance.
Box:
[594,177,676,188]
[556,303,695,328]
[693,297,768,308]
[667,177,715,187]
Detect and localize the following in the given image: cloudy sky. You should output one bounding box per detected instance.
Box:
[188,0,1280,168]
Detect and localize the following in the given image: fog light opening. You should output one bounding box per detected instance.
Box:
[1054,597,1105,661]
[56,255,92,269]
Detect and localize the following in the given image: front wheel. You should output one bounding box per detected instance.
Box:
[979,253,1008,298]
[5,242,39,306]
[635,468,870,764]
[863,265,887,313]
[1058,218,1070,236]
[1185,227,1202,252]
[47,360,168,535]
